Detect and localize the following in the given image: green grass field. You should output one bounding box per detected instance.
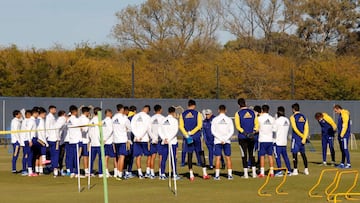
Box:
[1,140,359,203]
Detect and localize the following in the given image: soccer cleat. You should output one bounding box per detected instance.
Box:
[330,161,336,167]
[252,172,257,178]
[209,166,214,169]
[287,172,292,176]
[144,173,151,178]
[12,170,17,174]
[28,173,38,177]
[203,174,211,180]
[70,173,75,178]
[138,175,145,179]
[345,164,352,169]
[173,175,181,180]
[228,175,233,180]
[21,171,29,176]
[269,173,274,178]
[213,176,220,181]
[304,168,309,175]
[126,173,135,179]
[42,160,51,165]
[257,174,265,178]
[292,169,299,176]
[150,175,156,179]
[160,175,167,180]
[98,174,103,178]
[274,171,284,177]
[336,163,345,168]
[241,175,249,179]
[190,176,195,181]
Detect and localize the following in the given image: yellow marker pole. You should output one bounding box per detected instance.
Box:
[98,112,109,203]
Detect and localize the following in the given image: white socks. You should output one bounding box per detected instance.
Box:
[150,169,155,176]
[260,167,265,175]
[215,169,220,177]
[228,169,232,176]
[202,167,207,176]
[190,170,194,178]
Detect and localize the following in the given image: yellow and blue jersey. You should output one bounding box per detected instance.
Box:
[318,113,336,137]
[290,112,309,143]
[338,109,351,138]
[179,109,202,138]
[234,109,258,139]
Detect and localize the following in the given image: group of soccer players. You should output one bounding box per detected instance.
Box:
[9,99,352,181]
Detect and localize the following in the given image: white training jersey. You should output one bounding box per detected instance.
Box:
[158,115,178,145]
[20,118,30,146]
[102,117,113,145]
[150,113,165,144]
[79,115,90,144]
[112,113,131,144]
[67,115,82,144]
[46,113,57,142]
[28,116,37,141]
[56,116,67,144]
[211,113,234,144]
[274,116,290,146]
[11,117,22,144]
[37,117,48,146]
[89,116,100,147]
[258,113,275,143]
[131,111,151,143]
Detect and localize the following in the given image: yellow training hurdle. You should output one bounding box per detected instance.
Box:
[308,169,339,198]
[258,168,288,197]
[333,193,360,203]
[327,170,359,201]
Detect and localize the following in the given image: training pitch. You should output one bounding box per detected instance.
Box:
[1,140,359,203]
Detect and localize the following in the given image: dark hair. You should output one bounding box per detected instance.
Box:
[143,105,151,112]
[188,99,196,107]
[168,106,175,113]
[31,107,40,114]
[262,105,269,113]
[81,106,90,113]
[69,105,78,113]
[58,110,66,117]
[254,105,261,114]
[314,112,323,120]
[334,104,342,110]
[48,105,56,110]
[105,109,112,114]
[116,104,124,111]
[292,103,300,111]
[277,106,285,117]
[238,98,246,107]
[93,107,102,115]
[219,104,226,111]
[124,106,129,111]
[154,104,162,112]
[25,110,32,116]
[13,110,20,117]
[38,107,47,114]
[129,105,137,112]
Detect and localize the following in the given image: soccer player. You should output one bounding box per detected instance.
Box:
[234,98,258,178]
[11,110,22,173]
[79,107,90,176]
[257,105,275,178]
[202,109,225,169]
[124,105,137,178]
[252,105,261,168]
[103,109,114,177]
[20,110,31,176]
[333,105,351,168]
[67,105,82,178]
[89,107,103,177]
[46,105,59,176]
[211,105,234,180]
[37,107,50,175]
[112,104,131,180]
[314,112,337,166]
[131,105,152,179]
[179,99,210,181]
[56,110,68,176]
[149,104,165,178]
[158,107,180,180]
[290,103,309,175]
[27,107,40,176]
[273,106,292,177]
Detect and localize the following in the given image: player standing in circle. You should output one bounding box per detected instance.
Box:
[314,112,336,166]
[11,110,22,173]
[234,98,258,178]
[333,105,352,168]
[211,105,234,180]
[179,99,210,181]
[290,103,309,175]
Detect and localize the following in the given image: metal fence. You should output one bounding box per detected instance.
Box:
[0,97,359,138]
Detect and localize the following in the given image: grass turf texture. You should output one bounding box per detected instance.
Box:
[1,140,359,203]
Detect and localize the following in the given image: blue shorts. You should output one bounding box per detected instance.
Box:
[149,143,159,155]
[133,142,150,157]
[81,143,89,156]
[104,144,115,157]
[214,143,231,156]
[114,143,128,156]
[259,142,273,156]
[185,137,202,153]
[291,139,305,153]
